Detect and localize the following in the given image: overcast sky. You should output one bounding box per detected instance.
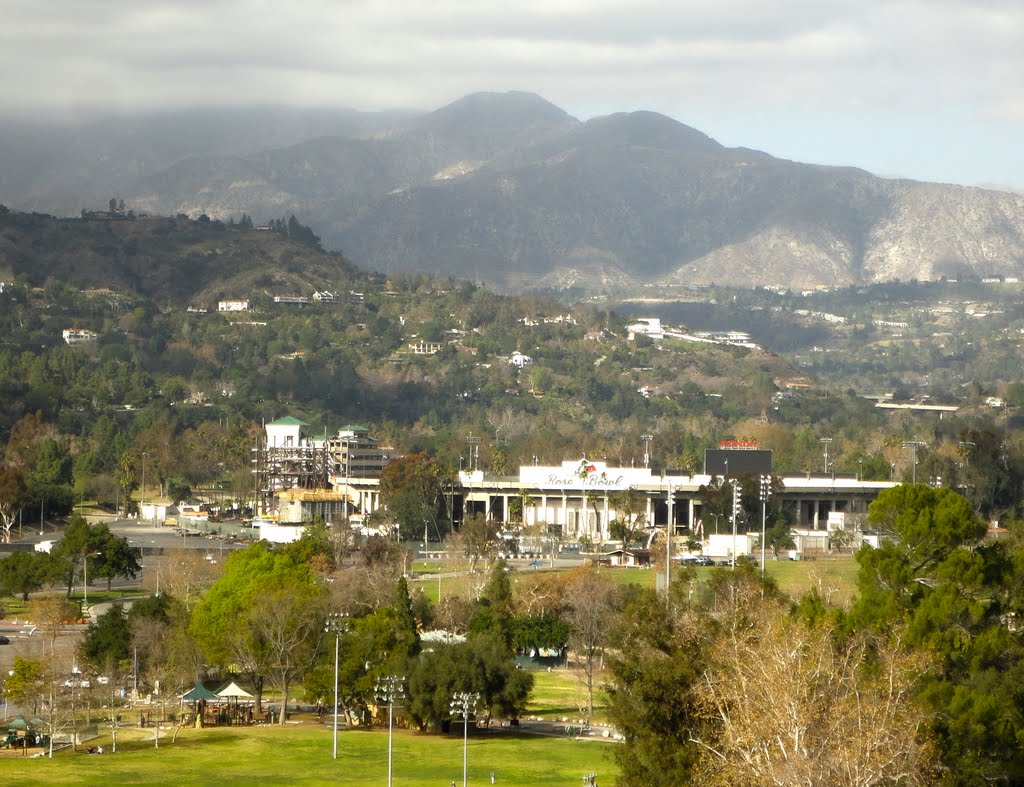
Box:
[5,0,1023,190]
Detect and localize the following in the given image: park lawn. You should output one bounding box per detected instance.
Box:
[763,555,860,606]
[525,669,610,725]
[0,723,618,786]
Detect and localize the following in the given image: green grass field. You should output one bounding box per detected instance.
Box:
[524,669,609,725]
[0,723,618,785]
[413,555,861,607]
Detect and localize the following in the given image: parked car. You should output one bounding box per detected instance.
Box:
[693,556,716,566]
[0,635,10,645]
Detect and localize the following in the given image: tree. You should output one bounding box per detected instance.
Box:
[379,452,451,542]
[27,595,78,656]
[81,602,132,670]
[0,550,51,601]
[48,515,109,597]
[608,489,649,545]
[0,466,27,544]
[468,559,515,650]
[851,483,1024,781]
[511,611,570,655]
[563,568,617,719]
[191,542,318,713]
[405,635,533,730]
[93,529,141,590]
[250,583,326,725]
[448,513,499,573]
[764,521,796,557]
[692,607,935,785]
[606,589,706,786]
[3,656,47,715]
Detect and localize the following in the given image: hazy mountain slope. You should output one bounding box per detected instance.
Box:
[0,107,416,216]
[3,92,1024,293]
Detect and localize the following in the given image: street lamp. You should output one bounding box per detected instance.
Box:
[450,691,480,787]
[641,434,653,469]
[325,613,350,760]
[82,550,101,610]
[376,675,405,787]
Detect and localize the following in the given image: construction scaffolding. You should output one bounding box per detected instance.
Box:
[251,438,331,516]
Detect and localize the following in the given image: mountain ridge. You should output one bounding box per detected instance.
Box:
[2,91,1023,293]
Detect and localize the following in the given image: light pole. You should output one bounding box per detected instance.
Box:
[665,481,673,596]
[451,691,480,787]
[902,440,927,485]
[731,481,742,569]
[641,434,652,469]
[325,613,349,760]
[819,437,832,474]
[141,452,148,522]
[759,475,772,576]
[82,550,101,610]
[376,675,405,787]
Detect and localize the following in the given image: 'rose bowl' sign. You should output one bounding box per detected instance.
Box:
[520,459,653,490]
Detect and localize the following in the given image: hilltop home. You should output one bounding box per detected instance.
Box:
[62,328,98,345]
[218,300,249,312]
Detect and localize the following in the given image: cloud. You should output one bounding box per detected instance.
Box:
[2,0,1022,186]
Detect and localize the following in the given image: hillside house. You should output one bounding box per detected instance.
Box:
[509,351,534,368]
[62,328,98,345]
[218,300,249,312]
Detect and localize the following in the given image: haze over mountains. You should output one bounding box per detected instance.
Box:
[3,91,1024,294]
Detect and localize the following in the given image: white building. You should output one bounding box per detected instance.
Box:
[509,351,534,368]
[62,328,98,345]
[218,300,249,312]
[626,318,664,340]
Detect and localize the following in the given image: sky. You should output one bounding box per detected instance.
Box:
[4,0,1024,191]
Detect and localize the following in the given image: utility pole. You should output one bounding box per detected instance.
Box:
[902,440,927,485]
[819,437,833,474]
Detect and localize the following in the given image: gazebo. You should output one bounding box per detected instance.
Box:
[216,680,256,725]
[181,682,220,727]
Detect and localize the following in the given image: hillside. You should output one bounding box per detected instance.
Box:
[0,210,364,305]
[2,92,1024,293]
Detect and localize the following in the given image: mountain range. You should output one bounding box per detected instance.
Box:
[3,92,1024,294]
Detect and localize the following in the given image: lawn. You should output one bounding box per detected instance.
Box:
[0,722,618,785]
[412,556,861,607]
[525,669,610,725]
[763,555,860,606]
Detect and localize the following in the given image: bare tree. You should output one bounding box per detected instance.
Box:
[563,568,617,719]
[142,549,221,608]
[27,595,79,657]
[692,608,935,786]
[447,513,499,573]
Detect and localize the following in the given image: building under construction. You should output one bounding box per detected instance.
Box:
[252,417,395,520]
[252,416,331,516]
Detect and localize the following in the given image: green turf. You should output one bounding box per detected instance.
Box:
[525,669,609,725]
[0,723,618,785]
[763,555,860,605]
